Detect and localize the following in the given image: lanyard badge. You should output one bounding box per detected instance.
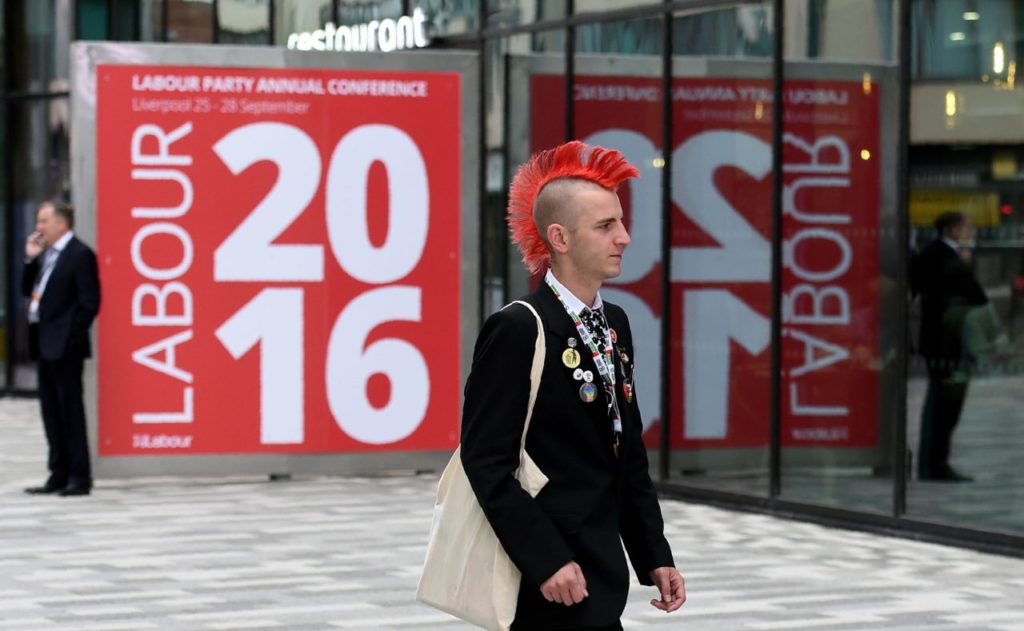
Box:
[546,279,623,445]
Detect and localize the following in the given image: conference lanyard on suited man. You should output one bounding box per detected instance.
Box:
[22,200,101,498]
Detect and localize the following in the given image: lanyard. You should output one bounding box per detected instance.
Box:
[35,248,60,291]
[546,278,623,436]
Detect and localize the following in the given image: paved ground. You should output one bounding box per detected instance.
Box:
[2,398,1023,630]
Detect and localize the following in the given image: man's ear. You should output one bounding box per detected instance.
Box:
[547,223,570,255]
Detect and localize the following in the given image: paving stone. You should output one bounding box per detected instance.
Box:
[1,398,1022,629]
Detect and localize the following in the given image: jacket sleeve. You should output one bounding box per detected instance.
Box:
[70,246,101,337]
[909,250,923,298]
[459,305,575,588]
[615,310,675,585]
[957,263,988,306]
[22,258,40,298]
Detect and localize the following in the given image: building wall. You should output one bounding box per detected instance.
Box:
[2,0,1022,552]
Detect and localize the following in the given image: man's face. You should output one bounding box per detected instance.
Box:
[564,187,631,282]
[36,204,68,246]
[950,218,975,245]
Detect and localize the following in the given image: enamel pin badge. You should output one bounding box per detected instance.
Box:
[562,348,581,369]
[579,382,598,403]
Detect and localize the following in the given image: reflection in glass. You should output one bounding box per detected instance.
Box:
[54,0,72,90]
[218,0,270,45]
[912,0,1015,80]
[778,0,897,515]
[908,206,1024,534]
[8,0,56,93]
[486,0,565,27]
[167,0,214,43]
[673,3,772,56]
[77,0,110,40]
[9,98,71,390]
[575,0,659,14]
[410,0,479,37]
[112,0,141,40]
[338,0,402,25]
[491,31,565,312]
[273,0,332,46]
[668,4,774,495]
[140,0,166,41]
[572,18,664,467]
[576,16,661,55]
[907,151,1024,531]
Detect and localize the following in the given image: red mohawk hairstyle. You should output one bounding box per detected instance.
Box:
[507,140,639,274]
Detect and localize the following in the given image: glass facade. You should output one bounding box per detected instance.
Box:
[668,3,775,498]
[484,29,565,314]
[779,0,899,515]
[217,0,270,45]
[486,0,565,27]
[409,0,478,36]
[1,0,1021,554]
[166,0,213,43]
[912,0,1018,80]
[273,0,332,46]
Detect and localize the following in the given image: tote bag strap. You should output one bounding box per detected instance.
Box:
[506,300,545,457]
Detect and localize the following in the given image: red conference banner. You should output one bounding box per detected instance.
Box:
[96,65,462,455]
[532,73,880,449]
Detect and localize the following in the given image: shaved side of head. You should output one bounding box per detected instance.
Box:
[533,178,607,246]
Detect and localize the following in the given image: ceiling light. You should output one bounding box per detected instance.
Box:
[950,32,966,41]
[963,11,980,21]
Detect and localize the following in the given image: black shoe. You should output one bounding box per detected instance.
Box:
[24,482,66,495]
[921,467,974,482]
[59,485,92,497]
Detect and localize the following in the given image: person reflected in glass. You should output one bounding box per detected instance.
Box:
[911,211,987,482]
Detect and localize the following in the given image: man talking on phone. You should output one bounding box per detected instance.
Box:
[22,200,101,497]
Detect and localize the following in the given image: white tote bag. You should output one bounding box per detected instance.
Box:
[416,301,549,631]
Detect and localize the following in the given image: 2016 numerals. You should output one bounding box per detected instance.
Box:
[213,123,430,445]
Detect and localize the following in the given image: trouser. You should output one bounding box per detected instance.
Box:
[38,354,91,486]
[511,623,621,631]
[918,361,968,478]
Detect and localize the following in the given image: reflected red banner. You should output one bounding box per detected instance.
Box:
[532,74,880,448]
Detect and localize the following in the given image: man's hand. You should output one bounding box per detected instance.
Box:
[649,566,685,612]
[540,561,588,606]
[25,232,44,261]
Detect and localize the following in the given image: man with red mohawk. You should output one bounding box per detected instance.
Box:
[461,141,685,629]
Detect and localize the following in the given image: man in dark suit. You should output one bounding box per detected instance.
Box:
[22,200,101,497]
[461,142,684,630]
[911,211,987,482]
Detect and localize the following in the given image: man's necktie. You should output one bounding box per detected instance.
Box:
[29,249,60,324]
[36,249,59,290]
[580,307,609,350]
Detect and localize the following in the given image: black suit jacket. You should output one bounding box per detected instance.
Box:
[461,283,674,628]
[22,236,101,361]
[911,239,987,361]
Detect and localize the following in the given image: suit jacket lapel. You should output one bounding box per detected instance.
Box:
[532,281,577,341]
[49,237,76,280]
[534,282,632,470]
